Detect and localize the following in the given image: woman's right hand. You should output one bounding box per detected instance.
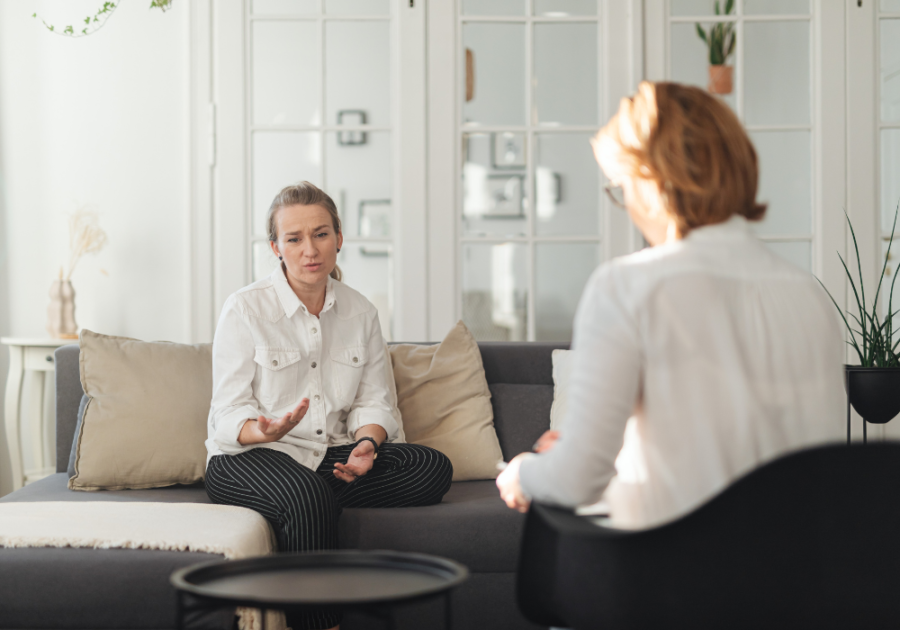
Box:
[238,399,309,445]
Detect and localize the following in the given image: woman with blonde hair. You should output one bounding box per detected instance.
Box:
[497,82,844,528]
[204,181,452,630]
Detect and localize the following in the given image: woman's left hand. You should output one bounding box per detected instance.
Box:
[334,440,376,483]
[496,453,531,513]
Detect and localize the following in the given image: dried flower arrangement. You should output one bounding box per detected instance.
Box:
[62,209,108,281]
[47,209,108,338]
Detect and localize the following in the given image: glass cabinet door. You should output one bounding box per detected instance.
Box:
[458,1,604,342]
[667,0,814,271]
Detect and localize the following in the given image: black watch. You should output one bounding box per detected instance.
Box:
[355,436,379,459]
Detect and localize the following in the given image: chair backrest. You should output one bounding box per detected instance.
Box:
[55,341,569,472]
[520,443,900,630]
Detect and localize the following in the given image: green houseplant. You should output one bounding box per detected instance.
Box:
[695,0,736,95]
[819,207,900,441]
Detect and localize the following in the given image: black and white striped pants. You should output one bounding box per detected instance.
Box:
[205,443,453,630]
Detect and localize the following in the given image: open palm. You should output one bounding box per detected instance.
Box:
[333,441,376,483]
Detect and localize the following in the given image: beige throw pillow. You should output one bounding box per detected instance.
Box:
[549,349,573,431]
[389,321,503,481]
[69,330,212,491]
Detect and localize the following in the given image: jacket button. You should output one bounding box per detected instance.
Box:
[311,361,317,368]
[316,429,323,435]
[314,451,319,457]
[312,327,318,334]
[314,395,320,401]
[272,360,278,366]
[352,357,358,363]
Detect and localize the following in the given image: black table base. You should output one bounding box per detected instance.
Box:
[175,588,453,630]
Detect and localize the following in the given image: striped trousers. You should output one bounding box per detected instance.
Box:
[205,443,453,630]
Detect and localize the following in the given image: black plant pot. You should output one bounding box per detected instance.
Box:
[844,366,900,442]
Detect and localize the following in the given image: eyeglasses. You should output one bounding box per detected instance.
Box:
[604,183,626,209]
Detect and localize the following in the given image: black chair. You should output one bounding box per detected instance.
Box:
[517,443,900,630]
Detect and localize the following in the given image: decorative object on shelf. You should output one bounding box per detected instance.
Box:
[47,209,108,339]
[358,199,392,238]
[32,1,172,39]
[47,278,77,340]
[485,174,525,218]
[491,132,526,170]
[536,167,562,222]
[818,206,900,443]
[337,110,367,146]
[695,0,736,95]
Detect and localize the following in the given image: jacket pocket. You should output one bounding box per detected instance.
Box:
[253,347,302,411]
[330,346,369,407]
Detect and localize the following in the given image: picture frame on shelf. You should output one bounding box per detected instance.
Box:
[358,199,392,238]
[337,110,367,146]
[483,174,525,218]
[491,132,526,170]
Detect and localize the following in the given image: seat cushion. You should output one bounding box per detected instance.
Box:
[0,547,231,629]
[338,480,525,573]
[4,476,521,572]
[0,473,212,504]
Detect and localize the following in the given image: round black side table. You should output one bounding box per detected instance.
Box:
[170,550,469,630]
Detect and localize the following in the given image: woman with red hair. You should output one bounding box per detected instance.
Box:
[497,82,844,529]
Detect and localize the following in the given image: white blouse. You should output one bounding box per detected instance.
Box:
[519,216,845,529]
[205,267,399,469]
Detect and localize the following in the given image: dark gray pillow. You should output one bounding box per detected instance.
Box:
[67,395,90,478]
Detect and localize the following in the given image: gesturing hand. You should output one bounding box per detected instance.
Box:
[333,439,376,483]
[258,398,310,441]
[237,400,310,446]
[496,453,531,513]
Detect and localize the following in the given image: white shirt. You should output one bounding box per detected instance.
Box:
[519,216,845,529]
[205,267,399,470]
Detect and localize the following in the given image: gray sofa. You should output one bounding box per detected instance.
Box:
[0,341,567,630]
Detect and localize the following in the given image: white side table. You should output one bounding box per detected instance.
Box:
[2,338,77,491]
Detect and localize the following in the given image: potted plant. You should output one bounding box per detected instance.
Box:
[695,0,736,95]
[819,208,900,442]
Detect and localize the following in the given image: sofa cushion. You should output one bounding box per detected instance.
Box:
[0,474,212,504]
[338,480,525,573]
[55,344,84,473]
[70,330,212,491]
[389,322,504,481]
[490,383,554,462]
[67,395,89,477]
[0,547,231,630]
[550,348,573,431]
[4,475,523,574]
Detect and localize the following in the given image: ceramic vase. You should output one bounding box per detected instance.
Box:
[47,280,78,339]
[708,65,734,95]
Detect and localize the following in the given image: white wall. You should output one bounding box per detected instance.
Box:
[0,0,190,496]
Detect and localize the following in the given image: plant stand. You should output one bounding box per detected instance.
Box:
[844,366,900,444]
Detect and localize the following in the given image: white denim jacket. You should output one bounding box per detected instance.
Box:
[205,266,399,470]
